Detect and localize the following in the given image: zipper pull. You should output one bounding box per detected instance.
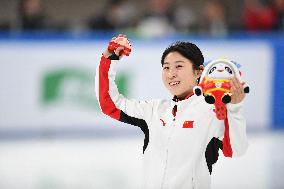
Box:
[172,104,177,121]
[172,95,178,122]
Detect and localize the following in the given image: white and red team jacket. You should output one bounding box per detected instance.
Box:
[95,55,249,189]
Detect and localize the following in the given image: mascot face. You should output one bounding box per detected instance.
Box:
[207,62,235,79]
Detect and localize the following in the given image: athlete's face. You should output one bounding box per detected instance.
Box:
[162,52,202,98]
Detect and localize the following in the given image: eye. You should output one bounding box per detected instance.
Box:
[208,66,216,74]
[163,66,169,70]
[225,66,232,74]
[176,65,183,68]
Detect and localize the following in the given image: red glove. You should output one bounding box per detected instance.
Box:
[108,36,132,56]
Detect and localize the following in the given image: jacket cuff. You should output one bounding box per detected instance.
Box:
[227,102,243,112]
[108,53,120,60]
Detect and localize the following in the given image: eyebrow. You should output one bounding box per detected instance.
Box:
[174,60,185,64]
[163,60,186,65]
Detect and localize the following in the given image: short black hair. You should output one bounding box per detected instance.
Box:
[161,41,204,70]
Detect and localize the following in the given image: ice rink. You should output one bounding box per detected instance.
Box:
[0,130,283,189]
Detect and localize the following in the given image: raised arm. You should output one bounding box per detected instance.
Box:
[95,35,155,124]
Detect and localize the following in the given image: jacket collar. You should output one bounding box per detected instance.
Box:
[172,92,194,102]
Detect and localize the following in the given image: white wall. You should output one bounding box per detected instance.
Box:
[0,40,272,131]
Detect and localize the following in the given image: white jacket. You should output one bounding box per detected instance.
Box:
[95,56,248,189]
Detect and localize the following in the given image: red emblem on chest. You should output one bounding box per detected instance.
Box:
[183,121,194,128]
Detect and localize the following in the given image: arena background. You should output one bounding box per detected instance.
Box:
[0,0,284,188]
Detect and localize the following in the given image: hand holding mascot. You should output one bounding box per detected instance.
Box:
[193,59,249,120]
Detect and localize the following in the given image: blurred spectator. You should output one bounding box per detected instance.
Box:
[242,0,275,31]
[88,0,137,31]
[268,0,284,30]
[172,5,197,33]
[136,0,176,37]
[0,21,10,31]
[200,0,228,36]
[1,0,281,34]
[18,0,46,30]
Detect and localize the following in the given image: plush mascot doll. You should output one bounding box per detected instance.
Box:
[107,36,132,56]
[193,58,249,120]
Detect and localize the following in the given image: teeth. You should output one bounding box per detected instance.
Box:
[169,81,180,86]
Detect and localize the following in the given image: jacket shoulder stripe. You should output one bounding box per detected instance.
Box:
[98,56,121,120]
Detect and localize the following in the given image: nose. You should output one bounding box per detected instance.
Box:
[168,68,177,79]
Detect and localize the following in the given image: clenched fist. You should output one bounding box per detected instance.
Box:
[103,34,132,59]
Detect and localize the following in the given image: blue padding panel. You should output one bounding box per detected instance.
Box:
[272,40,284,128]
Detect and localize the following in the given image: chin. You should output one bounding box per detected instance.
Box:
[176,90,192,99]
[169,88,185,97]
[169,91,177,97]
[172,91,182,97]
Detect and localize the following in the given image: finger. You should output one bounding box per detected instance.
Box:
[231,80,245,103]
[231,84,239,99]
[114,46,124,56]
[111,37,116,41]
[231,77,240,87]
[234,82,243,98]
[118,33,126,38]
[235,79,245,95]
[235,77,243,88]
[231,90,241,104]
[230,79,238,93]
[230,79,242,101]
[231,77,242,92]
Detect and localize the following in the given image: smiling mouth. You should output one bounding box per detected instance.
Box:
[169,81,180,86]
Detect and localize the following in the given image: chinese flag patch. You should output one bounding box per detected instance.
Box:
[183,121,194,128]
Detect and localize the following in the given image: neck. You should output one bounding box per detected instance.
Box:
[173,91,194,101]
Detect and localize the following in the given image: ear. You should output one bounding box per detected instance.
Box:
[196,65,204,77]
